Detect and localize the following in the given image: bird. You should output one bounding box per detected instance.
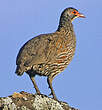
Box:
[15,7,85,100]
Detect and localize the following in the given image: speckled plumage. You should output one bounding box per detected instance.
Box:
[15,7,85,100]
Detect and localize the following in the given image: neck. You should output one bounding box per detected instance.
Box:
[57,15,73,32]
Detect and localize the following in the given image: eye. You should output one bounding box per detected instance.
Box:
[72,11,76,14]
[73,11,76,14]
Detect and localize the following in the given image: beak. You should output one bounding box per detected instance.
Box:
[77,13,85,18]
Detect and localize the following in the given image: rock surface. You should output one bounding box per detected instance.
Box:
[0,91,78,110]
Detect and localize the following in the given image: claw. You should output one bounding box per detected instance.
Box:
[36,91,41,95]
[48,92,53,96]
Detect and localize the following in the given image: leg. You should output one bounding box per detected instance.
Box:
[29,75,41,94]
[47,75,57,100]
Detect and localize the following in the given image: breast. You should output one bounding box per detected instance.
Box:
[53,33,76,71]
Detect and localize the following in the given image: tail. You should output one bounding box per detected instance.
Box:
[15,65,24,76]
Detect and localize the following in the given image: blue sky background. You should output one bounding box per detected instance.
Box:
[0,0,102,110]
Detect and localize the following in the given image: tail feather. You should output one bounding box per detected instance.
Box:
[15,65,24,76]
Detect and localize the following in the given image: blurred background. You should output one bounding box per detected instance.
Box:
[0,0,102,110]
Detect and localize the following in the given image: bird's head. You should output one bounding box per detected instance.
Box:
[62,7,85,22]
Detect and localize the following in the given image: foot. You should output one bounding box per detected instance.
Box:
[48,91,58,100]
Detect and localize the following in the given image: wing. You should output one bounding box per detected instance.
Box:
[16,33,58,68]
